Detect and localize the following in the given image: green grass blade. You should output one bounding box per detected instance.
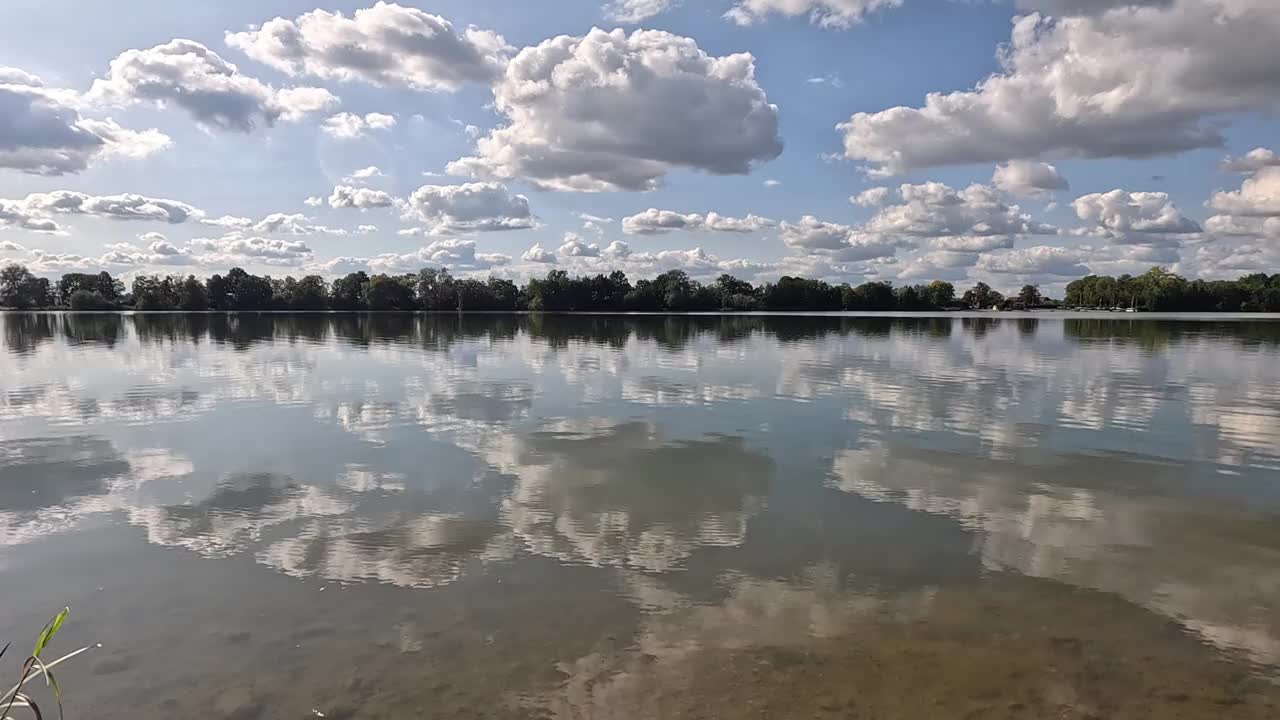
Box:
[31,609,69,659]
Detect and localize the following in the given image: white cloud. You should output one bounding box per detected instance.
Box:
[314,238,511,276]
[975,245,1090,276]
[321,112,396,139]
[1208,166,1280,217]
[13,191,199,228]
[190,236,313,265]
[0,69,170,175]
[328,185,395,209]
[604,241,632,259]
[343,165,384,182]
[1016,0,1173,13]
[200,214,253,229]
[864,182,1055,238]
[87,39,337,131]
[725,0,904,28]
[839,1,1280,174]
[558,234,602,258]
[851,186,890,207]
[522,243,557,264]
[448,28,782,192]
[303,195,324,207]
[405,182,534,233]
[779,216,905,263]
[0,199,62,233]
[992,160,1069,196]
[0,240,26,252]
[806,74,843,88]
[603,0,678,23]
[1072,189,1201,245]
[779,215,855,251]
[226,3,511,91]
[356,224,377,234]
[1220,148,1280,174]
[763,179,782,188]
[896,250,979,281]
[250,212,340,235]
[622,209,774,235]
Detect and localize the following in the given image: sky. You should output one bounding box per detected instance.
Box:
[0,0,1278,296]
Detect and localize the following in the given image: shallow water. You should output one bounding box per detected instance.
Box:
[1,312,1279,719]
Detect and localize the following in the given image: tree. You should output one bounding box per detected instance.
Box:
[416,268,457,310]
[925,280,955,309]
[0,264,49,309]
[1018,284,1042,309]
[962,282,996,309]
[365,274,416,311]
[132,275,180,310]
[222,268,273,310]
[291,275,329,310]
[177,275,209,310]
[330,272,369,310]
[206,274,230,310]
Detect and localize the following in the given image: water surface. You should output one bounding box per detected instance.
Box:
[2,313,1279,719]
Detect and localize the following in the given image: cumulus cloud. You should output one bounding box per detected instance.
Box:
[1072,189,1201,245]
[622,209,774,235]
[313,238,511,276]
[521,243,557,264]
[1016,0,1173,13]
[725,0,904,28]
[785,181,1056,283]
[0,199,62,233]
[303,195,324,207]
[839,1,1280,175]
[851,187,891,207]
[11,191,199,228]
[779,216,905,263]
[328,185,395,209]
[225,3,511,91]
[864,182,1056,238]
[992,160,1069,196]
[1208,166,1280,217]
[0,69,170,175]
[896,250,980,281]
[780,216,856,251]
[448,28,782,192]
[558,234,602,257]
[975,245,1090,276]
[404,182,534,234]
[347,165,383,180]
[1220,148,1280,174]
[603,0,678,22]
[604,240,632,259]
[190,236,313,265]
[250,212,342,235]
[87,39,337,131]
[320,112,396,139]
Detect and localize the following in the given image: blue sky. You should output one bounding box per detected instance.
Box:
[1,0,1277,294]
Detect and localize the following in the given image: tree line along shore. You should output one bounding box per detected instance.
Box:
[2,263,1278,313]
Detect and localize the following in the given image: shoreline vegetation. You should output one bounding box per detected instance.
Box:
[2,263,1279,314]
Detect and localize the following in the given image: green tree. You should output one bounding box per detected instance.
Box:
[925,280,956,309]
[365,274,416,310]
[961,282,997,309]
[1018,284,1042,308]
[0,264,49,308]
[177,275,209,310]
[330,272,369,310]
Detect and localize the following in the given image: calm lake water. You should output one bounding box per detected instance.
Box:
[2,312,1280,719]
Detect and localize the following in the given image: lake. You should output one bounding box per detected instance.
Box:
[2,312,1279,719]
